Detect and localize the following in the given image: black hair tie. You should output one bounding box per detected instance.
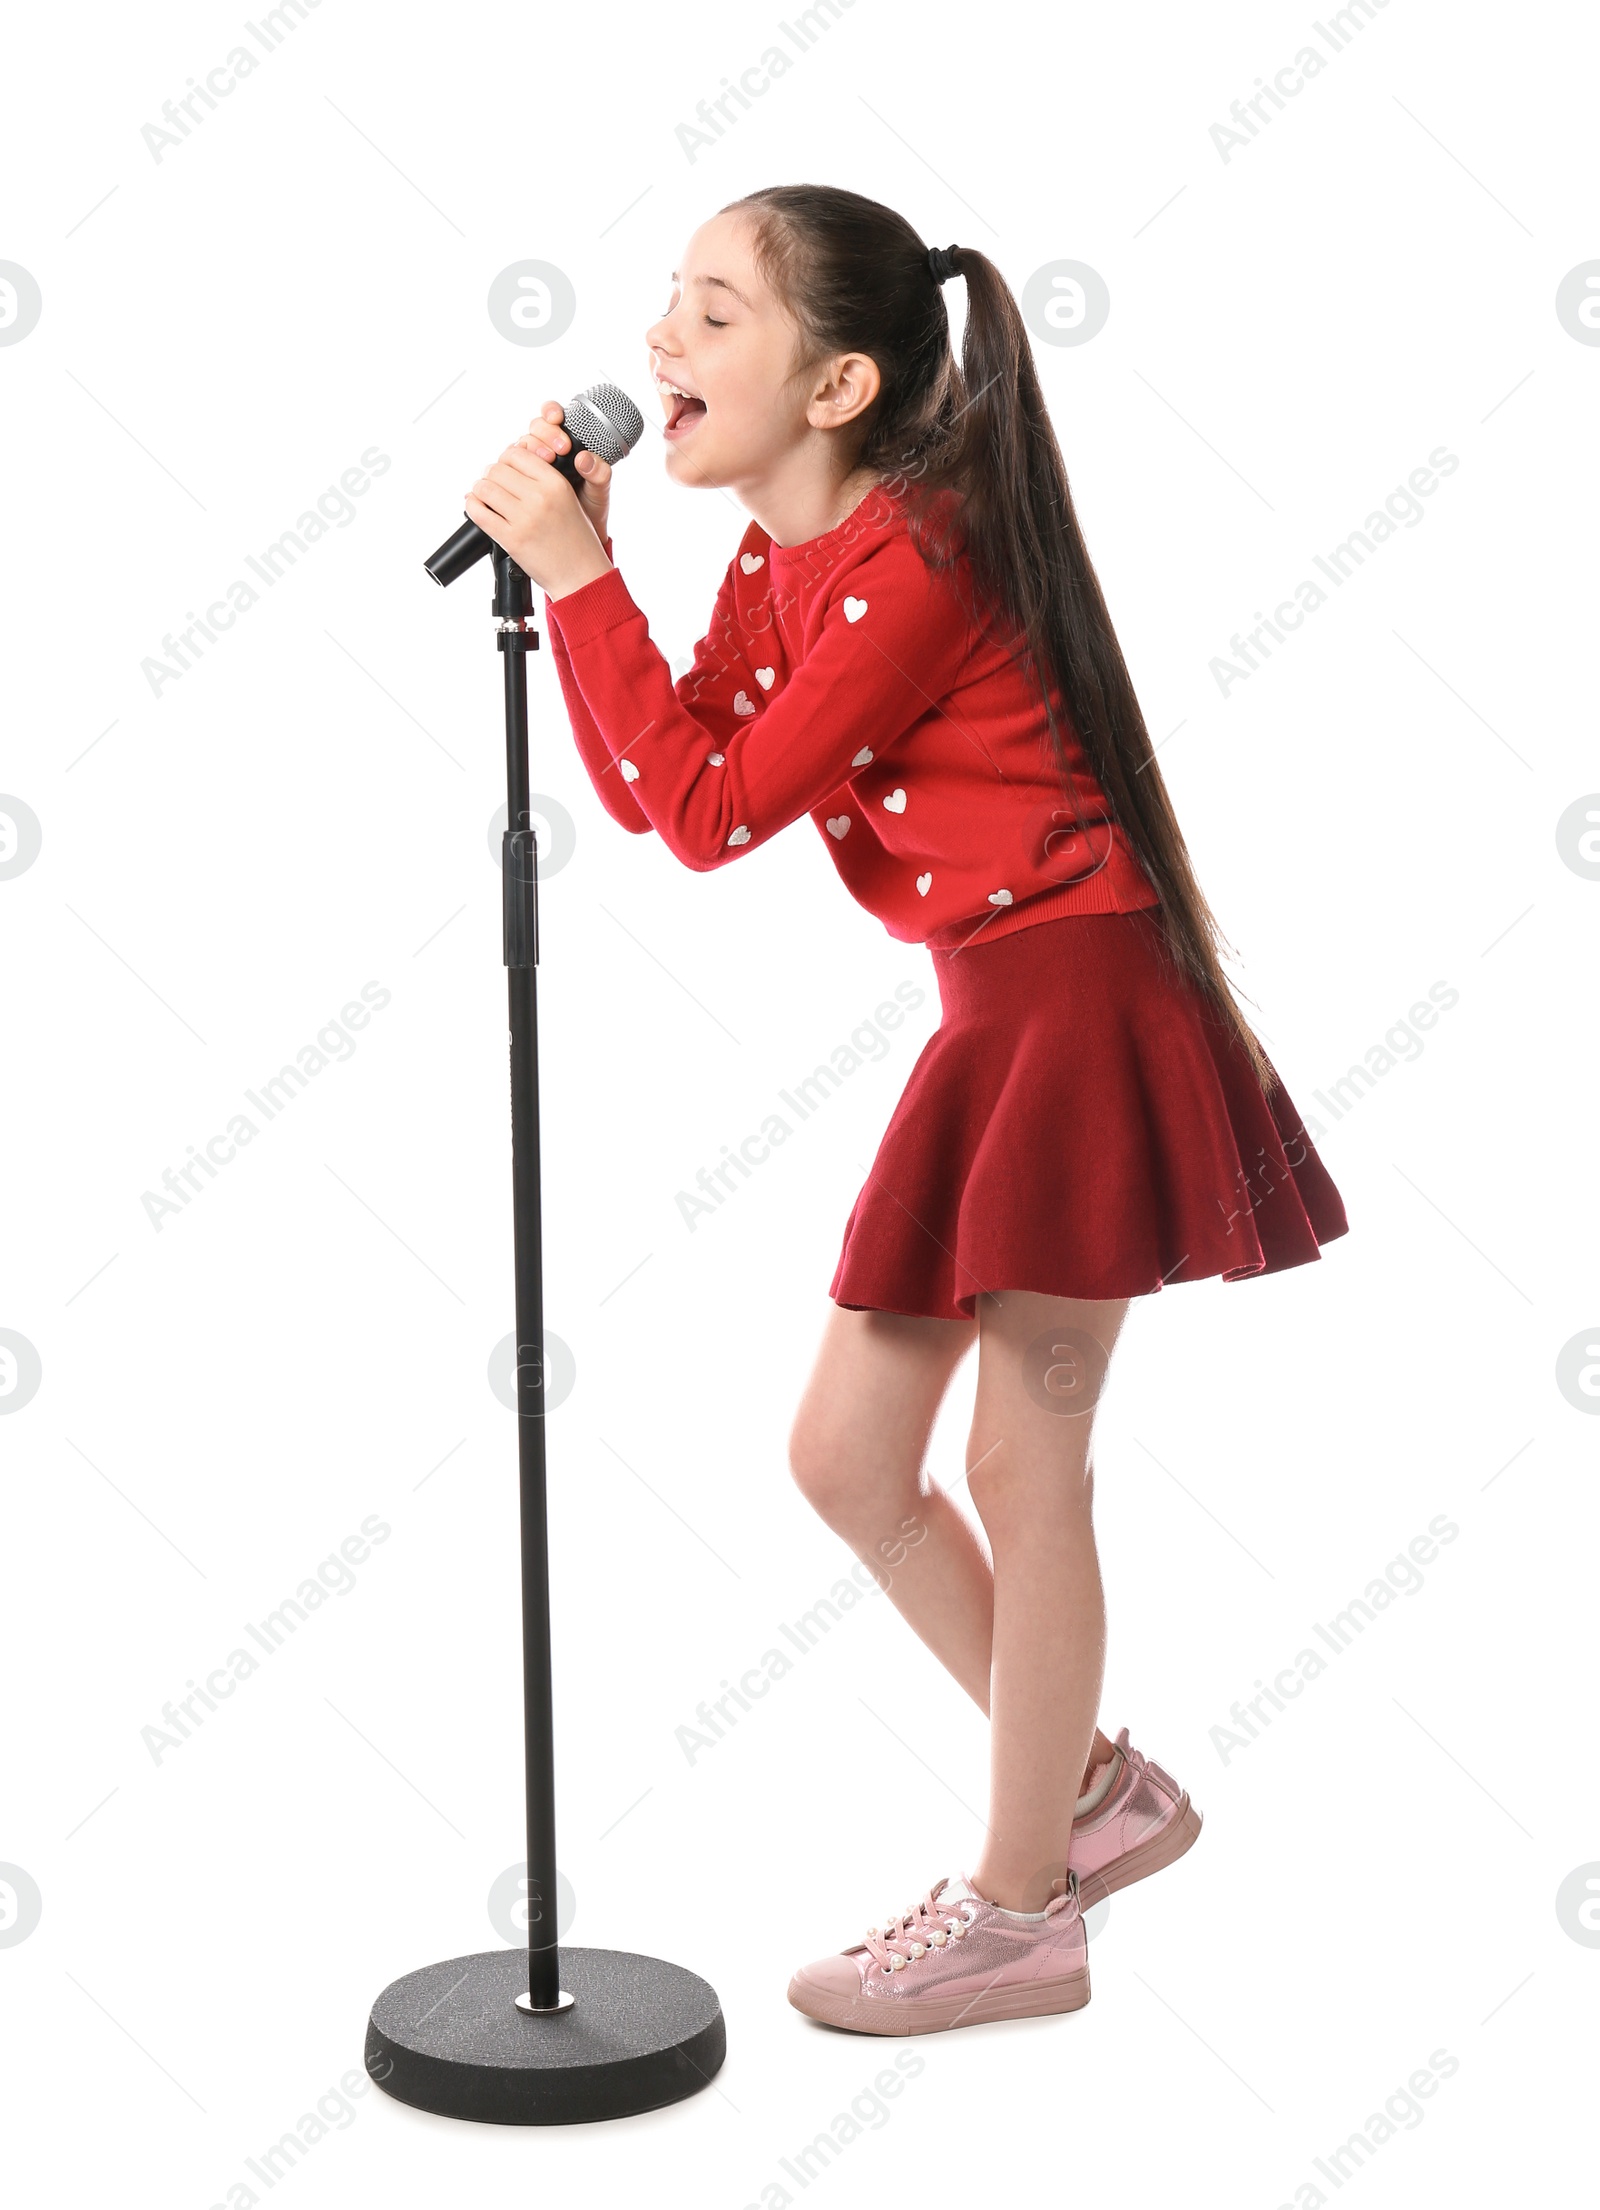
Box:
[927,243,961,286]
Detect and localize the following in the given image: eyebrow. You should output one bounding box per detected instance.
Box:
[668,270,753,310]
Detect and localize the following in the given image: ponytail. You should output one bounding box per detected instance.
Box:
[726,184,1273,1083]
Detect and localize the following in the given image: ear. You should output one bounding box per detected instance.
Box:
[806,350,882,433]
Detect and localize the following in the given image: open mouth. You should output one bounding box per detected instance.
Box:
[660,381,708,439]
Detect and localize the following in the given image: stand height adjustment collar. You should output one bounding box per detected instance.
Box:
[503,829,539,969]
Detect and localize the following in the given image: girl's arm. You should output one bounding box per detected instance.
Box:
[542,539,654,836]
[541,543,760,835]
[543,546,758,838]
[545,530,972,871]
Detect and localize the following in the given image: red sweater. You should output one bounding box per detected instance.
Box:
[543,482,1158,950]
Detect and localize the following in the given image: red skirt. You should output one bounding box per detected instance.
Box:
[829,907,1348,1323]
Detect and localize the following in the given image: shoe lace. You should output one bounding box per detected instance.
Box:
[861,1881,972,1973]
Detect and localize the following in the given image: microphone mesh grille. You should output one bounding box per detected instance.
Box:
[565,382,646,463]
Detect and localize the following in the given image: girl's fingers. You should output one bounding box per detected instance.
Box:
[511,435,609,488]
[503,438,565,477]
[525,402,570,451]
[470,459,526,509]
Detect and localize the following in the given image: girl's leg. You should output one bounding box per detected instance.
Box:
[789,1303,992,1705]
[788,1300,1117,1784]
[963,1288,1132,1912]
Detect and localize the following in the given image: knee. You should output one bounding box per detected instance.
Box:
[787,1410,907,1532]
[966,1429,1095,1539]
[786,1411,856,1524]
[964,1446,1017,1538]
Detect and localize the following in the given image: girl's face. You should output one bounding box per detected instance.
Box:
[644,211,875,493]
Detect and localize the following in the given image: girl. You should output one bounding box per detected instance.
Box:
[463,184,1347,2037]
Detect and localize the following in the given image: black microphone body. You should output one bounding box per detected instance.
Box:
[424,382,646,588]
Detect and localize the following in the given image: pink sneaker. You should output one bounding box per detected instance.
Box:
[787,1872,1090,2036]
[1069,1726,1202,1907]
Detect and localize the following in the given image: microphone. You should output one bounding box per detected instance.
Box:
[424,381,647,587]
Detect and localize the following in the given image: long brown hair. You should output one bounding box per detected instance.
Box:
[724,182,1271,1082]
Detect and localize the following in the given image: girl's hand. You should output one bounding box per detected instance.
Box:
[523,400,612,544]
[463,404,613,598]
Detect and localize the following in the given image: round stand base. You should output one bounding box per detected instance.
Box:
[364,1947,725,2126]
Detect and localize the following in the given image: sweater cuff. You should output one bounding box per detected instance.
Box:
[546,563,638,646]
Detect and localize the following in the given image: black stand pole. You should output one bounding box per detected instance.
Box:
[363,540,726,2127]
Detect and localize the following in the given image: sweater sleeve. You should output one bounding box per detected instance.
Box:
[542,540,655,837]
[544,527,973,872]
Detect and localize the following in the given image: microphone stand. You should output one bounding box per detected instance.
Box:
[362,535,726,2125]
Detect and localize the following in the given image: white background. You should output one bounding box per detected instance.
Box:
[2,0,1595,2202]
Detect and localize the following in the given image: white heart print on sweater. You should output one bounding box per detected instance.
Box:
[733,691,756,716]
[843,596,868,623]
[740,552,764,573]
[707,752,725,766]
[826,816,850,840]
[916,872,933,896]
[727,825,751,846]
[755,667,775,690]
[988,888,1013,906]
[619,759,639,783]
[882,789,907,814]
[852,746,874,767]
